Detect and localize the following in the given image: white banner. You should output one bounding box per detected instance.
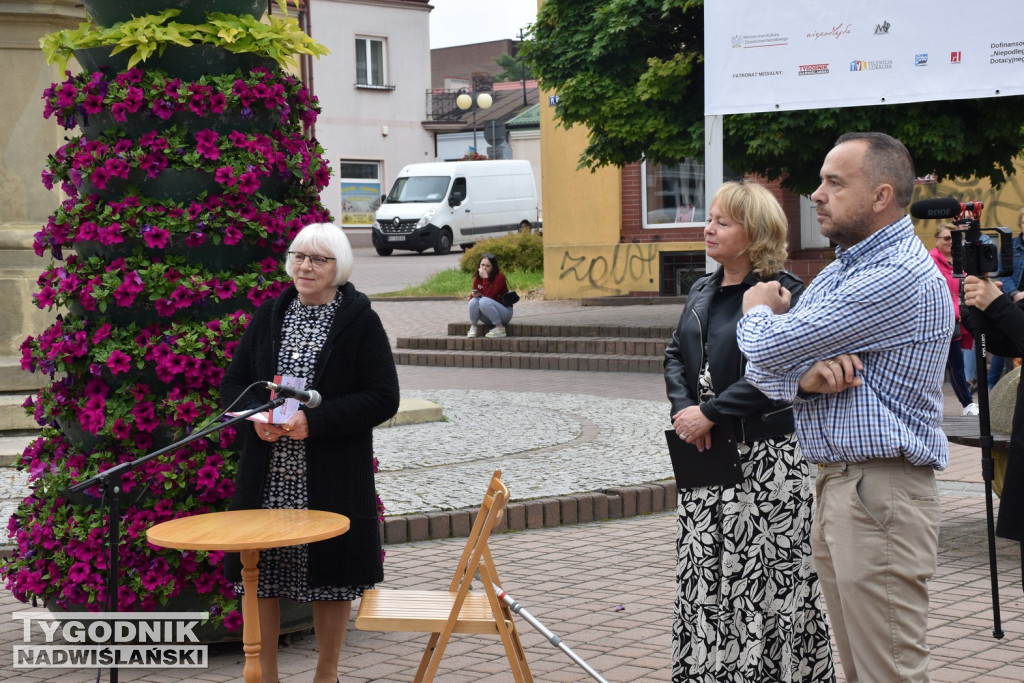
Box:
[705,0,1024,115]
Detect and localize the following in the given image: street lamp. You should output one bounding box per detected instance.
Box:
[456,90,493,155]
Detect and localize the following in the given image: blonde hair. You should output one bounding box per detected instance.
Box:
[935,223,955,239]
[710,181,789,278]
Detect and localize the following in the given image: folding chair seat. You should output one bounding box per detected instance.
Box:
[355,469,532,682]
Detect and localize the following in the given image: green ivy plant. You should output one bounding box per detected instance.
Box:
[41,2,328,73]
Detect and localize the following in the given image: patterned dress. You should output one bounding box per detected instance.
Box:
[238,294,372,602]
[672,360,835,682]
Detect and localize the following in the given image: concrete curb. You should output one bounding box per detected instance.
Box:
[380,480,677,545]
[370,295,460,302]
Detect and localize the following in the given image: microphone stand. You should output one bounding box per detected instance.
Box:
[65,397,287,683]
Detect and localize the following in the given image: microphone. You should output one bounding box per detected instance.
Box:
[262,381,322,408]
[909,198,983,220]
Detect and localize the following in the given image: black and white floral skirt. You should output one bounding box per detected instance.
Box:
[672,432,835,682]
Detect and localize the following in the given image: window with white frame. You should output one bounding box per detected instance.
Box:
[355,37,387,88]
[641,159,707,228]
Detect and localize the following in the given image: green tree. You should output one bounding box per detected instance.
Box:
[521,0,1024,194]
[493,53,536,83]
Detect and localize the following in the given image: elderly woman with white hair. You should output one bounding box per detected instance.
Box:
[221,223,400,683]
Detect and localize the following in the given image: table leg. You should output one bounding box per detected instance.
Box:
[240,548,262,683]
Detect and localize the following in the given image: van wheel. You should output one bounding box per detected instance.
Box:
[434,228,453,255]
[519,220,532,232]
[375,246,393,256]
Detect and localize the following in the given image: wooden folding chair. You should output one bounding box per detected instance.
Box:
[355,469,532,682]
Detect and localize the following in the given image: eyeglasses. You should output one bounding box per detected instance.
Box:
[288,251,335,268]
[938,236,953,241]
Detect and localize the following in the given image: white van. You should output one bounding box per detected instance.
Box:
[371,160,539,256]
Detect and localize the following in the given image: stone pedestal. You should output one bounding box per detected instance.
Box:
[0,0,84,356]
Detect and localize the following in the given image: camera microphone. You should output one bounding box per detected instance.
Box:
[909,198,983,220]
[262,381,322,408]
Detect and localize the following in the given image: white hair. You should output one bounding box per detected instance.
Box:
[285,223,354,286]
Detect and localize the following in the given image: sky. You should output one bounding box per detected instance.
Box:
[428,0,538,50]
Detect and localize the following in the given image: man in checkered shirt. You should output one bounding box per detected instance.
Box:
[737,132,952,683]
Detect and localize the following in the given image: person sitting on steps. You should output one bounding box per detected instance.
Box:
[467,253,513,338]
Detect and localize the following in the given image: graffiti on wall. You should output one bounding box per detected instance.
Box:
[556,243,659,294]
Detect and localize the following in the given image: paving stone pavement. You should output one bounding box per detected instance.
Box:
[0,298,1021,681]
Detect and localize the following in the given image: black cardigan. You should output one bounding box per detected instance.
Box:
[964,294,1024,543]
[220,282,400,587]
[664,267,804,444]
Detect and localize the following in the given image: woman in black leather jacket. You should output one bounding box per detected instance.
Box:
[664,181,835,682]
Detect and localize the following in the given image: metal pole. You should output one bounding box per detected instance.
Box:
[471,108,478,153]
[518,28,528,106]
[491,583,609,683]
[975,334,1004,639]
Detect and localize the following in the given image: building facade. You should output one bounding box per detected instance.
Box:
[310,0,436,246]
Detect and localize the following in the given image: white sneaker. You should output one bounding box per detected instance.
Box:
[962,402,979,416]
[466,325,478,338]
[485,327,506,338]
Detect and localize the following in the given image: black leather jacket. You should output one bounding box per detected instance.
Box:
[664,267,805,444]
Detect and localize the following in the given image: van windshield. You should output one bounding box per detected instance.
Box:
[384,176,450,203]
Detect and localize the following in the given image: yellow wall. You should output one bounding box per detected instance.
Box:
[539,92,705,297]
[912,159,1024,244]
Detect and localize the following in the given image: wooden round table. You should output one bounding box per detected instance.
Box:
[147,509,350,683]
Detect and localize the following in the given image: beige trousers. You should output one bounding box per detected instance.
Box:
[812,457,941,683]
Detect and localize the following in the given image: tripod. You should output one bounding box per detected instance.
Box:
[66,395,286,682]
[972,333,1004,639]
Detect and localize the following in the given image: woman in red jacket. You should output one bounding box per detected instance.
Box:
[467,253,513,338]
[929,223,979,416]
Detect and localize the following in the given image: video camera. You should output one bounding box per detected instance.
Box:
[910,198,1013,278]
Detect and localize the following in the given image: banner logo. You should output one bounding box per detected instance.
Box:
[951,51,963,63]
[731,33,789,49]
[798,63,830,76]
[915,53,929,66]
[806,23,852,41]
[12,612,209,670]
[874,21,892,35]
[850,59,894,72]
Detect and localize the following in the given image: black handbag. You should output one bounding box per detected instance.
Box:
[501,291,520,306]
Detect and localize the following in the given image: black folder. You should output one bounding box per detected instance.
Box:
[664,425,744,489]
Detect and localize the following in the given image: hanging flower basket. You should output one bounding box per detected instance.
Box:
[45,68,317,138]
[74,44,278,82]
[82,0,267,27]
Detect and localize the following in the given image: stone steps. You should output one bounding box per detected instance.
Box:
[446,322,675,339]
[395,322,672,374]
[0,357,47,444]
[0,355,45,393]
[393,348,665,373]
[399,335,668,357]
[0,394,34,432]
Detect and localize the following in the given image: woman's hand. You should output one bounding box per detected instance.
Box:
[671,405,714,450]
[255,410,309,442]
[964,275,1003,311]
[255,421,280,443]
[279,410,309,440]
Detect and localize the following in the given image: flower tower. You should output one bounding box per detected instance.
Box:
[1,0,331,632]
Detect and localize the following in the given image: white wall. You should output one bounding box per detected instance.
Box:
[509,128,541,222]
[310,0,436,238]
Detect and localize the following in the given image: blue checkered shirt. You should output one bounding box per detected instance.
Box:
[737,216,952,469]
